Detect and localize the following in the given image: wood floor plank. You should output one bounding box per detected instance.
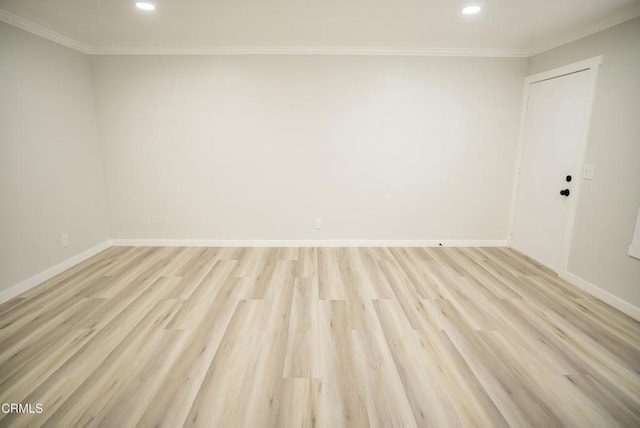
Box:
[283,277,319,378]
[0,297,100,384]
[422,298,563,427]
[357,247,395,299]
[351,326,417,428]
[374,299,463,427]
[41,298,183,427]
[296,247,318,279]
[430,329,510,428]
[183,299,265,427]
[318,247,344,300]
[0,246,638,427]
[317,300,370,427]
[479,329,622,428]
[389,247,446,300]
[379,259,431,329]
[565,373,640,428]
[242,261,296,427]
[279,378,321,428]
[167,259,237,329]
[337,249,380,331]
[88,328,188,427]
[137,276,246,427]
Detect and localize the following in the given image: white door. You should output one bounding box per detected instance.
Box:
[511,70,592,272]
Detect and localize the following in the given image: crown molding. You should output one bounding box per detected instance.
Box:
[0,8,527,58]
[529,2,640,56]
[86,45,529,57]
[3,3,638,59]
[0,9,90,53]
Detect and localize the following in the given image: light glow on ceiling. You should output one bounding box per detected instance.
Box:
[135,2,156,11]
[462,6,482,15]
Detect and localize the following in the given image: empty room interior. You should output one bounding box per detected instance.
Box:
[1,0,640,426]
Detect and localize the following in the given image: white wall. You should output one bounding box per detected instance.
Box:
[0,22,110,293]
[3,15,637,315]
[528,17,640,309]
[91,55,526,242]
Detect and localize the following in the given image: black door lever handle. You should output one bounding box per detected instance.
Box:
[560,189,570,196]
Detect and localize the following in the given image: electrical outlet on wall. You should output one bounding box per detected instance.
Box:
[583,164,597,180]
[314,218,322,230]
[61,233,70,247]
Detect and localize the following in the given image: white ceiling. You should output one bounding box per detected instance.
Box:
[0,0,639,55]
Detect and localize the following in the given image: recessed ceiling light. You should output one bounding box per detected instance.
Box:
[462,5,481,15]
[135,2,156,11]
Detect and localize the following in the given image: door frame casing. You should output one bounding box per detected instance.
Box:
[506,55,602,274]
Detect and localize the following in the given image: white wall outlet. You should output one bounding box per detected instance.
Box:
[583,164,596,180]
[314,218,322,230]
[61,233,70,247]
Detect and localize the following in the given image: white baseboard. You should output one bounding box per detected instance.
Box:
[0,238,503,304]
[4,237,637,322]
[559,270,640,321]
[0,241,111,305]
[509,246,640,321]
[109,239,506,248]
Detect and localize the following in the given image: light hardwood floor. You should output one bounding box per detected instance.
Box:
[0,246,639,427]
